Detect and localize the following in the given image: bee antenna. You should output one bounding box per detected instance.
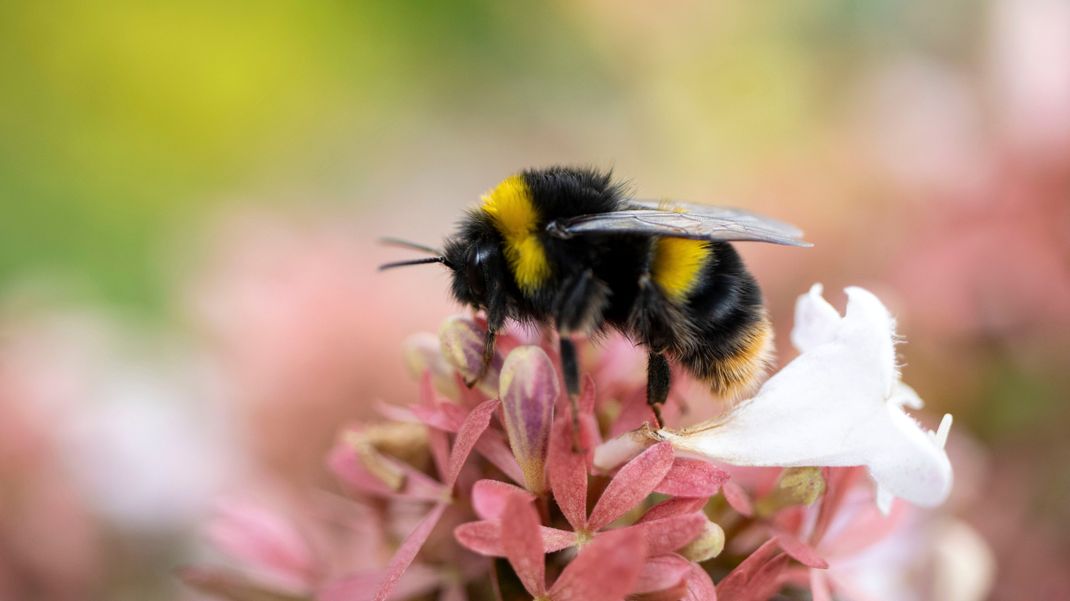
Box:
[378,257,451,271]
[379,237,443,255]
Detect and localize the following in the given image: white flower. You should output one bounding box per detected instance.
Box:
[601,284,953,510]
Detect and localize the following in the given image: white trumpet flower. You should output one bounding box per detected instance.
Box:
[598,284,953,511]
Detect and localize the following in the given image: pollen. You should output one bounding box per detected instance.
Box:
[651,237,711,301]
[481,175,551,293]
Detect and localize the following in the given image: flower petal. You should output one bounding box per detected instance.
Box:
[453,520,575,556]
[639,497,709,523]
[715,538,787,601]
[722,480,754,518]
[662,286,954,508]
[775,533,828,569]
[501,495,547,597]
[445,399,500,488]
[471,479,533,520]
[500,346,558,493]
[626,512,707,556]
[547,528,647,601]
[790,283,840,352]
[588,442,674,531]
[327,442,446,502]
[655,457,730,498]
[549,415,589,531]
[632,554,693,595]
[206,499,316,592]
[682,563,717,601]
[372,503,448,601]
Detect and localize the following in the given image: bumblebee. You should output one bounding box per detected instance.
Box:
[382,167,810,425]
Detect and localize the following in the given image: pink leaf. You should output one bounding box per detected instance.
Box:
[500,346,558,493]
[655,458,730,498]
[683,563,717,601]
[775,533,828,569]
[445,399,500,488]
[722,480,754,518]
[454,520,575,556]
[501,496,547,597]
[428,428,450,484]
[547,528,647,601]
[372,503,447,601]
[471,479,533,520]
[811,467,863,544]
[588,442,674,531]
[639,497,708,523]
[549,416,588,531]
[632,554,693,595]
[627,512,707,556]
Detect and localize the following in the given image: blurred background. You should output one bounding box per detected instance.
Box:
[1,1,1068,599]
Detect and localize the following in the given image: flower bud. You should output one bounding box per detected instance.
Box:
[438,315,501,395]
[679,519,725,562]
[756,467,825,517]
[403,332,458,397]
[500,346,558,493]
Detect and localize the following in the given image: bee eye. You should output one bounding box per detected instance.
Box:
[466,249,487,298]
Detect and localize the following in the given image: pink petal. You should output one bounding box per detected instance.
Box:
[500,346,559,493]
[811,467,863,544]
[549,415,589,531]
[715,538,783,601]
[722,480,754,518]
[775,533,828,569]
[445,399,500,488]
[627,512,707,556]
[428,428,450,484]
[474,430,526,485]
[501,495,547,597]
[810,569,833,601]
[682,563,717,601]
[588,442,674,531]
[655,458,730,498]
[471,479,534,520]
[372,503,448,601]
[319,563,442,601]
[547,528,647,601]
[639,498,709,523]
[327,443,446,501]
[206,499,316,591]
[633,554,693,595]
[454,520,576,556]
[180,566,309,599]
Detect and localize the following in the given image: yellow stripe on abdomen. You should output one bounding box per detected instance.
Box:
[480,175,551,294]
[651,237,711,301]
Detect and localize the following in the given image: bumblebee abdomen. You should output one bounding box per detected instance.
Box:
[667,242,773,399]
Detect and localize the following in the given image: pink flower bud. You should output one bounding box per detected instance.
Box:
[500,346,558,493]
[438,315,501,394]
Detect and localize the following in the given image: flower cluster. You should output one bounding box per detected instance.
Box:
[186,285,967,601]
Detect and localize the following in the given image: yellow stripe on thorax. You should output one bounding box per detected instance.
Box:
[652,237,711,301]
[480,175,550,294]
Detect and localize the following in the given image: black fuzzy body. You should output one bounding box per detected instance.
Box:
[443,167,771,396]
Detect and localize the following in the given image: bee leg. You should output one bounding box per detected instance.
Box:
[464,327,497,388]
[647,352,671,429]
[559,336,583,452]
[554,269,610,334]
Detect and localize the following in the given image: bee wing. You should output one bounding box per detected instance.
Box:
[547,201,811,247]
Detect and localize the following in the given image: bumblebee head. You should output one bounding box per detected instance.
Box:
[442,235,499,309]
